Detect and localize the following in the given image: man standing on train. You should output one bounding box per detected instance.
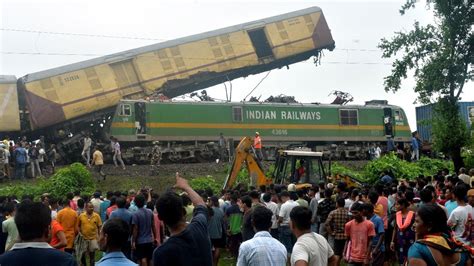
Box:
[254,132,263,162]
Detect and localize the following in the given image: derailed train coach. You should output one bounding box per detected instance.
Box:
[109,100,412,162]
[0,76,21,132]
[0,6,335,148]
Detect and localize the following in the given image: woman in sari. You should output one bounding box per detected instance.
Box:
[390,198,416,265]
[408,204,472,266]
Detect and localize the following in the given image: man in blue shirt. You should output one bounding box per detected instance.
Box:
[97,218,136,266]
[13,142,27,179]
[110,197,133,259]
[100,191,113,222]
[411,131,420,161]
[362,203,385,265]
[131,194,156,265]
[237,206,287,266]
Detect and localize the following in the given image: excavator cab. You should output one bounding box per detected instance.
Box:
[273,150,326,187]
[223,138,327,190]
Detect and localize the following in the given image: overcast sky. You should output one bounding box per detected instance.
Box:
[1,0,472,130]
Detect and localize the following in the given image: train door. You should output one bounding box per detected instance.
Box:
[110,60,143,98]
[383,107,393,137]
[247,28,274,59]
[135,102,146,135]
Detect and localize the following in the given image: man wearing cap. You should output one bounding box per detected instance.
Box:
[253,132,263,162]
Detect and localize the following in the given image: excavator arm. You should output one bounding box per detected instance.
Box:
[223,137,272,190]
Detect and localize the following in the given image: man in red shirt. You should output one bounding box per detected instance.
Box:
[344,202,375,265]
[253,132,263,162]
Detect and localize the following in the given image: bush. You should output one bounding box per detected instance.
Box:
[415,157,454,176]
[363,153,454,183]
[0,163,95,200]
[47,163,96,198]
[189,176,223,195]
[330,162,364,181]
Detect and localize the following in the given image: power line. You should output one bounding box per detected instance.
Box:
[1,28,382,52]
[0,28,166,41]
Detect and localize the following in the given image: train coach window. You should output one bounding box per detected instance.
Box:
[119,104,131,116]
[339,109,358,125]
[232,106,243,122]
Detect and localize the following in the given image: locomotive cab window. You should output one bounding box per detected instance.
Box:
[339,109,358,125]
[119,104,131,116]
[394,110,403,121]
[232,106,243,122]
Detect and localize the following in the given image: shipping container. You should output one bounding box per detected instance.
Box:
[416,101,474,142]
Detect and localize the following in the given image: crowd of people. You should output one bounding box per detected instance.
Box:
[0,135,54,179]
[0,165,473,265]
[0,135,130,181]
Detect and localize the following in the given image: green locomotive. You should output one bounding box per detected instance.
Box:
[108,99,411,162]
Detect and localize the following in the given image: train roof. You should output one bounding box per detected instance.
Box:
[119,99,404,109]
[0,75,17,84]
[22,6,325,83]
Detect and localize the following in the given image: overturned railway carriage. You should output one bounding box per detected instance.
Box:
[110,100,411,162]
[0,6,334,148]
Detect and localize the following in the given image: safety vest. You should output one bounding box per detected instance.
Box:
[254,136,262,149]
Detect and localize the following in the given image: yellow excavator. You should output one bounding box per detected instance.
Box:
[223,137,328,190]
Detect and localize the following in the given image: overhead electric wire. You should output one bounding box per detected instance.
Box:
[0,28,166,41]
[0,28,383,52]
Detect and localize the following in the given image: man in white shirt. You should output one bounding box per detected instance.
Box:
[262,193,279,239]
[278,191,299,256]
[111,137,126,170]
[447,183,473,242]
[237,206,287,266]
[290,206,336,266]
[458,168,471,186]
[308,187,319,233]
[375,145,382,159]
[82,133,92,167]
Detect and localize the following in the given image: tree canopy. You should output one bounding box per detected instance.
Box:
[378,0,473,169]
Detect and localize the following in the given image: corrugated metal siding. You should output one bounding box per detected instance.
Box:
[416,101,474,142]
[416,105,434,142]
[459,102,474,133]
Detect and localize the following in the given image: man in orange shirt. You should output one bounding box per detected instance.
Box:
[344,202,375,265]
[56,200,78,254]
[50,219,67,250]
[253,132,263,162]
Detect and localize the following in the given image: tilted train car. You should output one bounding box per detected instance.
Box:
[0,76,21,132]
[1,6,334,146]
[109,100,411,162]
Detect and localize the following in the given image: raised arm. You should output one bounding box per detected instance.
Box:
[175,172,205,207]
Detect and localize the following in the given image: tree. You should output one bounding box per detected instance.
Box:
[378,0,473,171]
